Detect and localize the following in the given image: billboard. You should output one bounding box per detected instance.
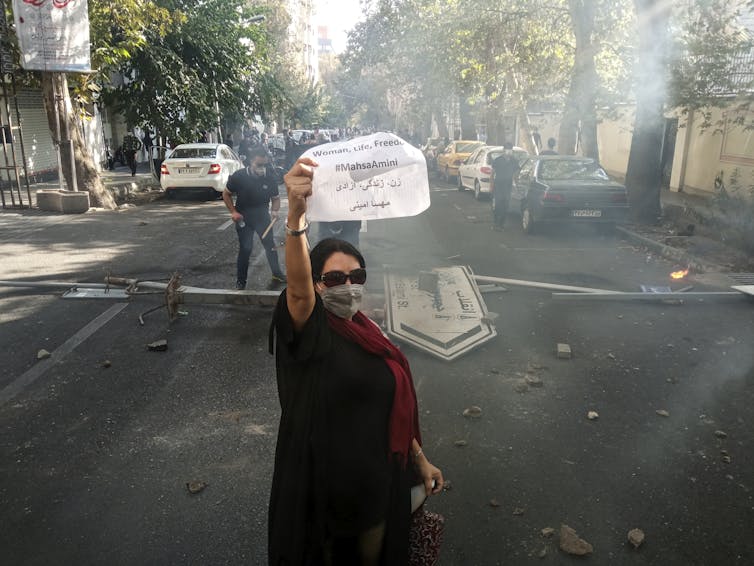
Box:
[12,0,91,72]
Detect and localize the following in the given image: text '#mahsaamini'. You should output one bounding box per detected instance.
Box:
[335,158,399,173]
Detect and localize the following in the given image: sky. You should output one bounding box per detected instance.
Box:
[314,0,366,53]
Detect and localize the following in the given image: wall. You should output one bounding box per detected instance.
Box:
[671,105,754,198]
[596,105,635,180]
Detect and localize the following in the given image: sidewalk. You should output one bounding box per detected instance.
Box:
[6,162,163,209]
[617,189,754,274]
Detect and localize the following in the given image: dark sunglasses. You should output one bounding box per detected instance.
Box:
[319,268,367,288]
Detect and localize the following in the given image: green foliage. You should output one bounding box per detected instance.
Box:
[103,0,273,139]
[669,0,754,126]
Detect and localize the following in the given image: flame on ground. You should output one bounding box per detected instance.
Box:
[670,268,690,280]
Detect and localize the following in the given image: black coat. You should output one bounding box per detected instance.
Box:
[268,292,414,565]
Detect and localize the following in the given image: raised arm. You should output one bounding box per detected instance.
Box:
[283,157,318,331]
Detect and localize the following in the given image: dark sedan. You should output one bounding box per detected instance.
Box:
[510,156,629,234]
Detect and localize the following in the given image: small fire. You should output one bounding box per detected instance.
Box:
[670,268,690,280]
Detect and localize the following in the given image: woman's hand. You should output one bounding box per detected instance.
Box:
[283,157,318,222]
[416,455,444,496]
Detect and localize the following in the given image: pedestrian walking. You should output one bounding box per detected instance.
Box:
[142,128,154,160]
[223,147,286,290]
[541,137,558,155]
[122,132,142,176]
[268,156,444,565]
[490,142,520,230]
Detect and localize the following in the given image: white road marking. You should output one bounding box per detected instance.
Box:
[431,188,458,193]
[217,220,233,231]
[0,303,129,406]
[452,204,463,211]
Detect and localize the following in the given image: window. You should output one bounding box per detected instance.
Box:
[538,159,609,181]
[169,147,218,159]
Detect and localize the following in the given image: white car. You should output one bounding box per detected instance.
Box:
[457,145,529,200]
[160,143,244,199]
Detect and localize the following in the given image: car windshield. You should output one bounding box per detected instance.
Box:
[538,160,609,181]
[456,142,483,153]
[169,147,217,159]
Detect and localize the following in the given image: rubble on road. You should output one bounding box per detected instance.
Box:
[186,481,207,494]
[541,527,555,537]
[37,349,51,360]
[147,339,168,351]
[656,409,670,417]
[557,343,572,359]
[587,411,599,420]
[525,375,543,387]
[628,528,645,548]
[463,406,483,418]
[559,524,593,555]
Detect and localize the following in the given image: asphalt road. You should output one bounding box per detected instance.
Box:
[1,178,752,565]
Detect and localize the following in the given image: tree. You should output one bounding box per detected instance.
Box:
[107,0,271,143]
[624,0,670,223]
[559,1,598,158]
[626,0,753,222]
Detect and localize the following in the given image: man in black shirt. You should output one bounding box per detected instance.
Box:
[490,142,520,230]
[223,147,286,289]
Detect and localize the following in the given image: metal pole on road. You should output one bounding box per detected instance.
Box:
[473,274,621,294]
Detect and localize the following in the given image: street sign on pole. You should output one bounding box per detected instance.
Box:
[384,265,497,361]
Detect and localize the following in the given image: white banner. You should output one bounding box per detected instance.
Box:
[13,0,91,72]
[301,132,430,221]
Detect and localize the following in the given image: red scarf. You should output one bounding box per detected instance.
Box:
[326,310,421,467]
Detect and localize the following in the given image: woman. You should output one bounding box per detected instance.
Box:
[268,157,444,565]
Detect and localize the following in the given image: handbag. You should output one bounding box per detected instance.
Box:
[408,505,445,566]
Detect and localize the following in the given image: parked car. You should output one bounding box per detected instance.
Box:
[160,143,244,199]
[457,145,529,199]
[510,156,629,234]
[436,140,485,181]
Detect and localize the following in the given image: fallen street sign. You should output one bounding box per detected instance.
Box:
[384,265,497,361]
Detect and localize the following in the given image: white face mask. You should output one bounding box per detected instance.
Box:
[320,284,365,319]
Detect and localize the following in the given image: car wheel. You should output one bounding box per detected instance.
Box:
[458,172,465,191]
[474,180,482,200]
[165,190,175,200]
[522,206,536,234]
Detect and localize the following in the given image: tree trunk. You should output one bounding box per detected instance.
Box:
[559,0,599,160]
[41,73,116,209]
[459,95,476,140]
[625,0,669,223]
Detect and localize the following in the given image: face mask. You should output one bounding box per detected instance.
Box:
[320,284,364,319]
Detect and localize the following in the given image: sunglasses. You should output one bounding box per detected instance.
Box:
[319,268,367,288]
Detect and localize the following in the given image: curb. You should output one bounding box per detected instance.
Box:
[616,225,724,274]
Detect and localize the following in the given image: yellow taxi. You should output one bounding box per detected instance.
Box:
[436,140,485,181]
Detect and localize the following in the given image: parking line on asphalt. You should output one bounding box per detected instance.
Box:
[217,220,233,231]
[0,303,129,407]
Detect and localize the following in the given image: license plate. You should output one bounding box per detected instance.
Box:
[178,168,199,174]
[571,209,602,217]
